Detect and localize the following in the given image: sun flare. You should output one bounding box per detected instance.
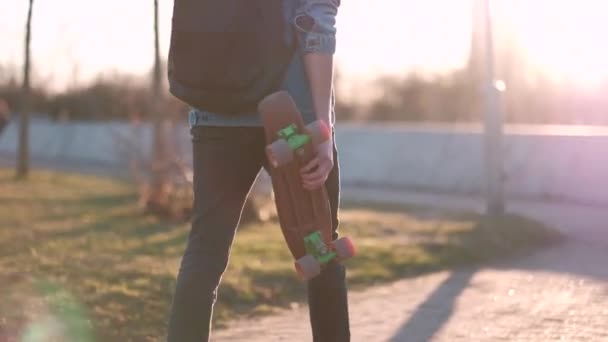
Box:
[494,0,608,86]
[1,0,607,90]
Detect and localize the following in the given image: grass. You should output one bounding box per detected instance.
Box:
[0,169,562,341]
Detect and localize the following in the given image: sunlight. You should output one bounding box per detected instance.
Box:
[494,0,608,87]
[1,0,607,89]
[336,0,473,77]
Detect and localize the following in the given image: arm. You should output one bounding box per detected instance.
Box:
[294,0,340,189]
[294,0,340,127]
[303,54,333,127]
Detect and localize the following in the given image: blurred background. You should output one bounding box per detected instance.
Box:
[2,0,607,124]
[1,0,607,341]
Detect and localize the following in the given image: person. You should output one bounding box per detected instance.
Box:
[165,0,349,341]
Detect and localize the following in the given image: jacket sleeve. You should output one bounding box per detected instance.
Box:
[293,0,340,55]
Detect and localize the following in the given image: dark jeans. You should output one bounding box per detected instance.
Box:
[166,126,350,342]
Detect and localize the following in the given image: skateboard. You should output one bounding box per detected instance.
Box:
[258,90,356,280]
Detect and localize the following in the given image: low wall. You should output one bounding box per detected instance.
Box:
[336,123,608,205]
[1,119,607,205]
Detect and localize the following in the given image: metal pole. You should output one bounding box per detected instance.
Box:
[482,0,505,215]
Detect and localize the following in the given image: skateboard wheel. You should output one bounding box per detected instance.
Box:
[295,255,321,280]
[333,237,356,261]
[266,139,293,167]
[305,120,331,146]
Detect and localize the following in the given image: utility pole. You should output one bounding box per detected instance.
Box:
[480,0,505,215]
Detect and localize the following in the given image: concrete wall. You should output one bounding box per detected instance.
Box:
[336,123,608,205]
[1,119,607,205]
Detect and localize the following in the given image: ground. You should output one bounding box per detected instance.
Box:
[212,191,608,341]
[0,170,557,341]
[0,161,605,341]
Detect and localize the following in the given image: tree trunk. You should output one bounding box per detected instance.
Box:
[17,0,34,179]
[146,0,172,214]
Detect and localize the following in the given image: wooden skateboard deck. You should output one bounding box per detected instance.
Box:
[258,91,355,279]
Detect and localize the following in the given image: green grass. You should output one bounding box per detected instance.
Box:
[0,169,562,341]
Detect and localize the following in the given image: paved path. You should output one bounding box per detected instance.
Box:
[212,190,608,341]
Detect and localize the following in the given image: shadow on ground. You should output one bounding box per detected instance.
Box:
[385,201,608,341]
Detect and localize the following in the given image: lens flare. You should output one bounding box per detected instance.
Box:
[16,279,94,342]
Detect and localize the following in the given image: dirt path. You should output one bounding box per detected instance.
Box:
[212,194,608,341]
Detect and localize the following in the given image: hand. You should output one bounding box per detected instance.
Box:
[300,137,334,190]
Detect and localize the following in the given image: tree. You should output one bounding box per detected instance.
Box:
[145,0,173,214]
[16,0,34,179]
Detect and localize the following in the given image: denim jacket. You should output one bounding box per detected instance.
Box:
[189,0,340,128]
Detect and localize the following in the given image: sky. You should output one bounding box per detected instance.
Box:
[1,0,607,92]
